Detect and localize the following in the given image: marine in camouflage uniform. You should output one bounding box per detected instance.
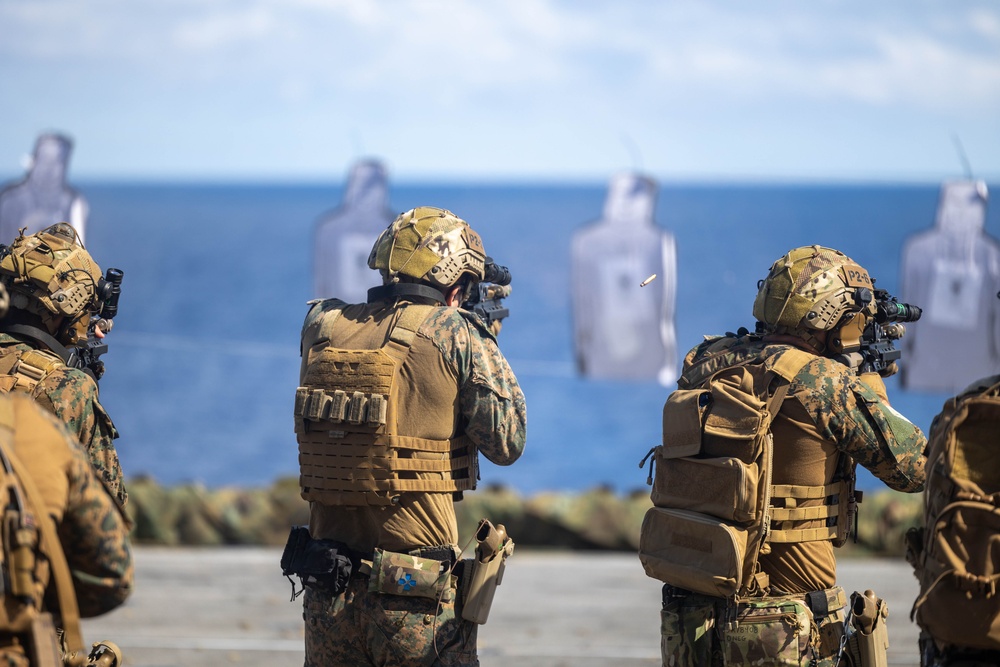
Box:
[295,207,526,667]
[658,246,926,667]
[0,274,132,666]
[0,223,126,507]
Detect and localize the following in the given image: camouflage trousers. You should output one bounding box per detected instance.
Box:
[660,586,847,667]
[303,575,479,667]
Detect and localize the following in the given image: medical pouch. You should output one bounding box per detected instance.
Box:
[721,596,814,667]
[638,507,747,598]
[369,548,454,600]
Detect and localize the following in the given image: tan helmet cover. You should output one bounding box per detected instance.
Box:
[753,245,876,332]
[368,207,486,288]
[0,223,102,344]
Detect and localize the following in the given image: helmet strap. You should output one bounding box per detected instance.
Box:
[367,283,446,305]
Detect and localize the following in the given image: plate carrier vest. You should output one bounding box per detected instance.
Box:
[639,336,858,598]
[295,301,477,507]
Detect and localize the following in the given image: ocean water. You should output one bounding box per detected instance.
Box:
[75,181,999,494]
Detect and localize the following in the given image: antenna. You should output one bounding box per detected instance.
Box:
[951,134,974,180]
[620,133,643,172]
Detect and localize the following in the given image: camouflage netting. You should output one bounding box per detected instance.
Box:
[124,476,921,556]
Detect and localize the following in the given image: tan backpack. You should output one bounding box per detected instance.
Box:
[909,376,1000,651]
[638,337,854,598]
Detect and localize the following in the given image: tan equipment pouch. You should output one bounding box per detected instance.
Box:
[368,548,455,600]
[462,519,514,624]
[639,507,748,598]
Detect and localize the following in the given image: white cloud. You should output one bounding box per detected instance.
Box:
[1,0,997,178]
[173,6,277,52]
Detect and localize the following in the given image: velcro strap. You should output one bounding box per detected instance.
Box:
[805,587,846,615]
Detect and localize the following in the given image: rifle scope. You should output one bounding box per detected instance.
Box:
[97,268,124,319]
[876,299,921,324]
[483,258,511,286]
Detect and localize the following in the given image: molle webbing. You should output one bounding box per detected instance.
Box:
[296,304,475,506]
[768,481,848,543]
[0,348,63,396]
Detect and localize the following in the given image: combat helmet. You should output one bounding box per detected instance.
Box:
[753,245,877,353]
[368,207,487,289]
[0,223,105,345]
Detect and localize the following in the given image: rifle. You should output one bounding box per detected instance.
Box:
[857,288,922,376]
[463,258,512,327]
[67,268,123,382]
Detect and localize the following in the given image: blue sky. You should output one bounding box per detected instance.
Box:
[1,0,998,182]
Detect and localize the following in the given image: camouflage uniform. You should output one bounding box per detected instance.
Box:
[0,332,125,507]
[659,336,927,667]
[300,300,526,667]
[0,393,133,664]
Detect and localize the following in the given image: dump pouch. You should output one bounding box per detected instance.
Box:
[369,548,454,600]
[280,525,353,596]
[462,519,515,624]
